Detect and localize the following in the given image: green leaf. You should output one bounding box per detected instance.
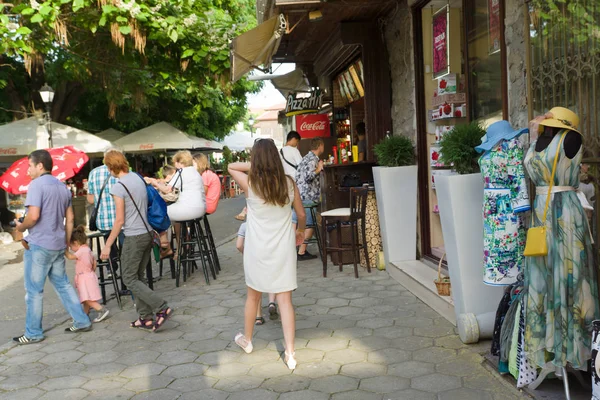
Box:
[182,49,195,58]
[116,16,128,23]
[30,14,44,23]
[169,30,178,42]
[16,26,32,35]
[102,5,117,13]
[99,15,106,26]
[119,25,131,35]
[90,25,97,33]
[21,7,35,15]
[39,5,53,15]
[73,0,84,12]
[160,72,170,79]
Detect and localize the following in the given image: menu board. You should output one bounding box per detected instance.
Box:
[334,59,365,106]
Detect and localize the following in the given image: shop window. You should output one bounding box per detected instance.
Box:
[465,0,505,124]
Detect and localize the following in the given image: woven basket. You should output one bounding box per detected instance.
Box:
[434,253,451,296]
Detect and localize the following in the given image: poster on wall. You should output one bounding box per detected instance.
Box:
[488,0,501,54]
[295,114,330,138]
[432,5,449,79]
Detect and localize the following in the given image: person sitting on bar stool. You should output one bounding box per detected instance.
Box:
[294,137,325,261]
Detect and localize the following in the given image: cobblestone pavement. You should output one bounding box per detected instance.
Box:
[0,241,528,400]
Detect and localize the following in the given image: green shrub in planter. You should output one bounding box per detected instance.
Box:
[373,135,415,167]
[439,122,485,174]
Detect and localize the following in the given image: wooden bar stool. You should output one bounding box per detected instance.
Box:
[321,187,371,278]
[304,202,323,260]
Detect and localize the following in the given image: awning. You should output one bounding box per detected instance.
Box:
[271,68,311,98]
[96,128,126,142]
[230,14,287,83]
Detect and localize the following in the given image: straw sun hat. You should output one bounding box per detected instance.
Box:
[539,107,581,135]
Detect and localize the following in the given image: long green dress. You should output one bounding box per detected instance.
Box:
[523,130,599,370]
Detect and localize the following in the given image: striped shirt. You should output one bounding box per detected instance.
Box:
[88,165,118,231]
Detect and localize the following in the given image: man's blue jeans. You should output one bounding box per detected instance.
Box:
[24,244,91,339]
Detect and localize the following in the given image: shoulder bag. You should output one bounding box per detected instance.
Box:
[118,181,162,263]
[134,173,171,232]
[88,176,110,232]
[523,131,567,257]
[160,170,182,205]
[280,149,298,170]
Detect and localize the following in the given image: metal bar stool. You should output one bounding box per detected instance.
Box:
[159,226,176,279]
[87,232,123,309]
[202,215,221,273]
[303,202,323,260]
[320,187,371,278]
[175,219,210,287]
[193,218,218,281]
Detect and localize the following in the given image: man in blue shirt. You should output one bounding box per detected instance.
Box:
[14,150,92,344]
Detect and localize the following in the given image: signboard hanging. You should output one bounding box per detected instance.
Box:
[432,5,449,79]
[285,89,323,117]
[488,0,501,54]
[295,114,330,138]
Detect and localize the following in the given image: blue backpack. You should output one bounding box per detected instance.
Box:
[135,173,171,232]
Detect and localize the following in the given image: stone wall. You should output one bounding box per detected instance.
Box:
[384,0,417,142]
[505,0,529,129]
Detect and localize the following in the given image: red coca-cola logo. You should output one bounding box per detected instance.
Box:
[0,148,17,155]
[300,121,326,131]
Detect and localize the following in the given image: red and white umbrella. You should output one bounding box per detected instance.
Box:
[0,146,89,194]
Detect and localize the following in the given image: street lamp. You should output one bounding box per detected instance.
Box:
[249,117,255,137]
[39,83,55,148]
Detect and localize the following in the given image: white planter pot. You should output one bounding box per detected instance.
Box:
[373,165,418,264]
[436,173,505,344]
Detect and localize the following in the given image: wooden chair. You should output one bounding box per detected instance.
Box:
[321,187,371,278]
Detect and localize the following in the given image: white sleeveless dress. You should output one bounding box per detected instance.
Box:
[243,179,297,293]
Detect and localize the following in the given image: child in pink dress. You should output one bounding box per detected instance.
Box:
[65,226,110,323]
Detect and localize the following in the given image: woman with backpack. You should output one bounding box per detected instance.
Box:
[100,151,172,331]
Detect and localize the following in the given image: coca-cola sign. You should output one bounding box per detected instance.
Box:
[285,89,323,117]
[296,114,330,138]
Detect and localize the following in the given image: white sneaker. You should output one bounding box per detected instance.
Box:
[93,308,110,323]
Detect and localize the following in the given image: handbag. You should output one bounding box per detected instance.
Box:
[118,181,162,263]
[89,175,110,232]
[523,132,567,257]
[160,171,181,205]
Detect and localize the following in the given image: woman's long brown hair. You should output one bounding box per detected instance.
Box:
[248,139,290,207]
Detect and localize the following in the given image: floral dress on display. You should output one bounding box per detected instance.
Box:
[478,137,529,286]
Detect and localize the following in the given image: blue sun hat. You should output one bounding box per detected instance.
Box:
[475,120,528,153]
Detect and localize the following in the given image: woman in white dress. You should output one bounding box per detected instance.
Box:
[228,139,306,369]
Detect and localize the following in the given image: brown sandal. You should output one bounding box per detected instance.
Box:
[130,318,153,330]
[153,307,173,332]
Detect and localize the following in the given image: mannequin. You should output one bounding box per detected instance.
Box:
[535,126,582,158]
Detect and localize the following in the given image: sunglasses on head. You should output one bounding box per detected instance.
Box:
[254,138,274,143]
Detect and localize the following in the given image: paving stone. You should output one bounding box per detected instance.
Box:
[391,336,433,351]
[340,362,387,378]
[394,317,433,328]
[323,348,366,364]
[155,350,198,366]
[129,388,181,400]
[213,376,264,392]
[265,338,308,352]
[2,351,45,366]
[179,389,229,400]
[278,390,330,400]
[293,361,340,378]
[0,388,46,400]
[295,320,320,330]
[167,376,217,392]
[226,388,278,400]
[317,319,356,330]
[237,350,281,365]
[385,389,435,400]
[316,298,350,307]
[331,390,383,400]
[149,339,191,353]
[343,313,378,321]
[438,388,493,400]
[359,376,410,393]
[296,328,334,340]
[374,326,413,339]
[1,363,46,376]
[124,375,174,392]
[435,335,468,350]
[248,361,292,378]
[255,328,285,341]
[81,377,129,391]
[357,318,396,329]
[331,327,373,339]
[38,388,88,400]
[295,305,330,316]
[84,388,135,399]
[369,290,404,299]
[411,373,461,393]
[412,347,457,363]
[291,348,325,363]
[0,374,46,390]
[4,344,44,356]
[196,350,240,365]
[306,337,349,351]
[261,374,312,392]
[205,362,251,378]
[309,375,359,393]
[436,356,487,377]
[120,350,161,365]
[328,306,364,316]
[120,363,167,379]
[414,325,456,338]
[39,376,88,391]
[79,350,121,365]
[368,348,411,364]
[349,297,383,308]
[161,362,209,378]
[338,292,368,300]
[186,339,230,354]
[39,350,84,365]
[349,336,392,351]
[291,297,317,306]
[76,339,116,353]
[79,362,127,379]
[388,361,435,378]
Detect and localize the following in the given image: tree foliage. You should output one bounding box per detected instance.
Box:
[530,0,599,44]
[0,0,261,139]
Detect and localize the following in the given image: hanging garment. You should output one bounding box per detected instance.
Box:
[592,320,600,399]
[523,131,599,370]
[479,138,530,285]
[516,295,537,388]
[491,287,513,357]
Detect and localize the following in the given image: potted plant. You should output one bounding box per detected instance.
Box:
[372,135,418,265]
[435,122,504,344]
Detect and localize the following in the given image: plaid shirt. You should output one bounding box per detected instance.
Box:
[295,151,321,203]
[88,165,118,231]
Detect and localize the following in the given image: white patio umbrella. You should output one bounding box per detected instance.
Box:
[221,131,255,151]
[115,122,222,152]
[96,128,126,143]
